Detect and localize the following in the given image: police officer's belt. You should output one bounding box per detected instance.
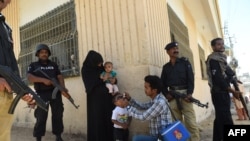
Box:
[169,85,187,90]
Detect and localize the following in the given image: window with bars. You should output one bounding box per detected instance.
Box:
[18,0,79,82]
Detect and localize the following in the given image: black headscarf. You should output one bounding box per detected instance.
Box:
[82,50,104,69]
[81,50,105,94]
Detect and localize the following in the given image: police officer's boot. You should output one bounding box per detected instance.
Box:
[36,136,42,141]
[56,135,63,141]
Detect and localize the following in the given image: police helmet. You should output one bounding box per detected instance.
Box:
[35,44,51,56]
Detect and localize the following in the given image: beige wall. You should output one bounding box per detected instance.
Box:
[4,0,222,137]
[2,0,20,59]
[167,0,223,122]
[75,0,171,135]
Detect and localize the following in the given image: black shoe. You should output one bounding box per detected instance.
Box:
[56,135,63,141]
[36,136,42,141]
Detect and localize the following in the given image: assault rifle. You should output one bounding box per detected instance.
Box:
[170,91,209,109]
[0,65,48,114]
[226,66,250,120]
[34,68,79,109]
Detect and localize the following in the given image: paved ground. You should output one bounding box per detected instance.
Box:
[199,103,250,141]
[11,104,250,141]
[11,127,85,141]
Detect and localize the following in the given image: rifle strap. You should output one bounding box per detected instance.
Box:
[175,97,183,111]
[165,101,177,121]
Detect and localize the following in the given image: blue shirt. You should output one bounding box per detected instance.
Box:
[127,93,172,136]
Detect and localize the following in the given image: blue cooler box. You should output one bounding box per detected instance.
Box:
[161,121,190,141]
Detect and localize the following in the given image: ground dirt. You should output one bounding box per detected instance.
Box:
[11,105,250,141]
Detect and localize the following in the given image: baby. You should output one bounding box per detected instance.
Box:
[100,61,119,95]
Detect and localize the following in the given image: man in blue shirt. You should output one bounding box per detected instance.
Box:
[124,75,172,141]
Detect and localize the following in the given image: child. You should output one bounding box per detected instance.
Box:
[111,92,131,141]
[100,61,119,95]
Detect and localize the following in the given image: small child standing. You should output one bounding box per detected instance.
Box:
[100,61,119,95]
[112,92,131,141]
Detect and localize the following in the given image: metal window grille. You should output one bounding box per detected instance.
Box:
[19,0,79,82]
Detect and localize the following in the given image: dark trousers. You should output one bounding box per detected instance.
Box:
[211,91,233,141]
[33,91,64,137]
[113,128,129,141]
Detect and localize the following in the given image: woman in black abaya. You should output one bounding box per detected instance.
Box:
[81,50,115,141]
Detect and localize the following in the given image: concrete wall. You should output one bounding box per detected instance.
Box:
[75,0,170,135]
[4,0,222,137]
[2,0,20,58]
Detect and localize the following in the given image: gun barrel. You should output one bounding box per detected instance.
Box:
[68,97,80,109]
[171,91,209,109]
[35,68,79,109]
[0,65,48,114]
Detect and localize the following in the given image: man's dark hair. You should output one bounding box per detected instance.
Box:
[211,38,223,46]
[144,75,162,93]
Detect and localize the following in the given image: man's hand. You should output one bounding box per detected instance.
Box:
[22,94,36,107]
[43,78,52,86]
[232,91,241,100]
[184,94,192,102]
[0,77,11,93]
[228,87,241,100]
[166,93,174,101]
[61,91,70,99]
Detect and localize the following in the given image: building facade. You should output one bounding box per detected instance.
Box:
[3,0,222,137]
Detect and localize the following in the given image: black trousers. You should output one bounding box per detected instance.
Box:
[211,91,233,141]
[33,91,64,137]
[113,128,129,141]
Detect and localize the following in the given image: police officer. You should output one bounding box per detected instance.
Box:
[0,1,35,140]
[27,44,66,141]
[206,38,240,141]
[161,42,200,141]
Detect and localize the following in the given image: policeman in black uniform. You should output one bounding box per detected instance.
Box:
[27,44,66,141]
[161,42,200,141]
[0,1,35,140]
[206,38,241,141]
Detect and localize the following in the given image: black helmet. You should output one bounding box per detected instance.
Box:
[35,44,51,56]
